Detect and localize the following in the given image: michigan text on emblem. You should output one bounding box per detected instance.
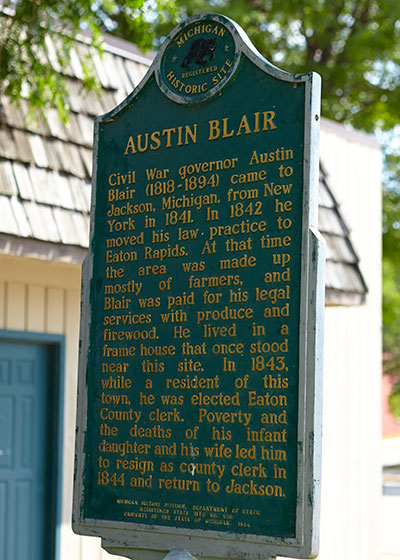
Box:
[158,17,239,103]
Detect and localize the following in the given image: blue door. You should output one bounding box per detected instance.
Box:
[0,339,59,560]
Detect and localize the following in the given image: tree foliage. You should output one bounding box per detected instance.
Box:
[2,0,400,131]
[382,145,400,413]
[0,0,176,120]
[160,0,400,133]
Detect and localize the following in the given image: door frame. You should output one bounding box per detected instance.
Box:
[0,329,65,560]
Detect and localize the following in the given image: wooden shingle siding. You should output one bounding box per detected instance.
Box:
[319,166,368,304]
[0,46,368,306]
[0,33,369,304]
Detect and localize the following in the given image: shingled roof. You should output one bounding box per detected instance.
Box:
[0,33,367,305]
[319,166,368,305]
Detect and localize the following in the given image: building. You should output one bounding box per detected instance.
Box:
[0,31,381,560]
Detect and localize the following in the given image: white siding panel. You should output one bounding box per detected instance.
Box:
[27,285,46,332]
[0,280,5,328]
[320,306,382,560]
[60,524,81,560]
[81,535,102,560]
[46,287,64,333]
[6,282,26,330]
[318,123,382,560]
[0,258,88,559]
[61,288,80,534]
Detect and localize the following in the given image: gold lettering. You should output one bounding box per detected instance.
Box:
[236,115,251,136]
[124,136,136,155]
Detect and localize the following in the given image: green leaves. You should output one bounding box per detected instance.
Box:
[382,170,400,377]
[389,383,400,420]
[0,0,179,121]
[167,0,400,132]
[3,0,399,131]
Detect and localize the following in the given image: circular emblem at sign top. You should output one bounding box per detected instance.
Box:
[157,15,240,105]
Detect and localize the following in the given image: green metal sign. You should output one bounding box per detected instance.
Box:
[73,13,324,560]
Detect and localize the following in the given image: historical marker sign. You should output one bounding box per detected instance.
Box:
[73,13,325,560]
